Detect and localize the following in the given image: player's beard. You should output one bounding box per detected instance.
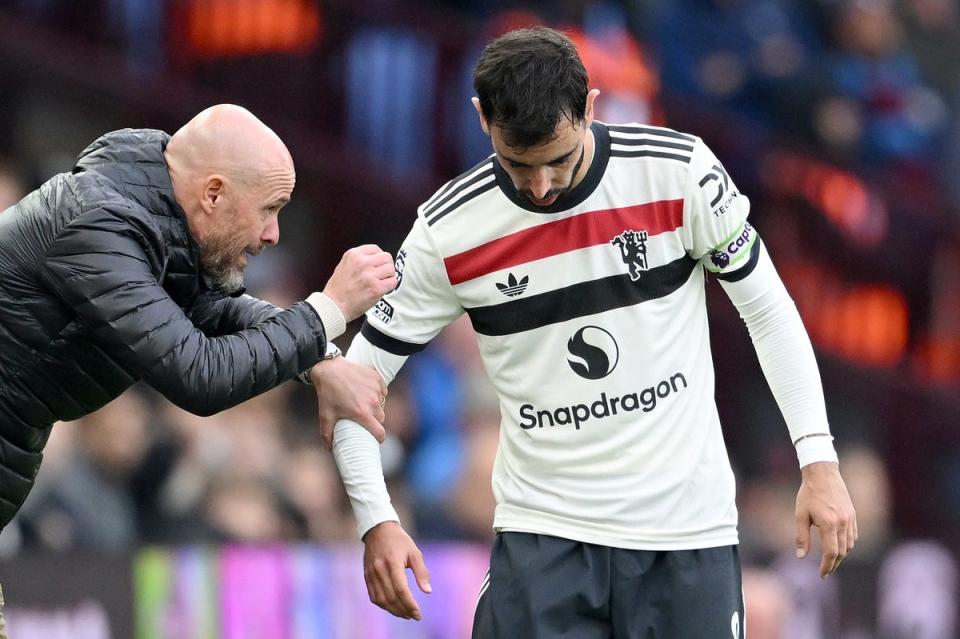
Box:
[198,227,261,295]
[519,145,586,208]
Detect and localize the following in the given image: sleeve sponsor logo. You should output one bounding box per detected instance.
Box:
[698,162,740,217]
[709,223,754,269]
[373,299,395,325]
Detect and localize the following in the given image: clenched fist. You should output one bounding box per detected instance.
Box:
[323,245,397,322]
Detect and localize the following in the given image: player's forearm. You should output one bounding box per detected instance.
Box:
[720,243,838,467]
[332,331,410,537]
[333,418,400,538]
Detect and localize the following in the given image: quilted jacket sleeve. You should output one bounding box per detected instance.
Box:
[188,294,281,337]
[40,206,326,415]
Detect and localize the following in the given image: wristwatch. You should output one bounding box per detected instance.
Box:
[299,342,342,385]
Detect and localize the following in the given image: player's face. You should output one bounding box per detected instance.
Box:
[199,171,294,293]
[475,89,598,209]
[490,119,590,208]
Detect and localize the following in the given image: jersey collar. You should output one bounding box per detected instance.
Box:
[493,121,611,214]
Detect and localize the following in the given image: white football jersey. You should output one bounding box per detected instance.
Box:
[353,122,763,549]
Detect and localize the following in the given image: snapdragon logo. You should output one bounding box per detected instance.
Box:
[567,326,619,380]
[519,372,688,430]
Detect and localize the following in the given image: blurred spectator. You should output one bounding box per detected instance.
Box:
[280,445,355,542]
[568,1,662,125]
[900,0,960,100]
[18,390,151,551]
[877,541,958,639]
[345,26,438,179]
[203,473,289,543]
[742,567,792,639]
[646,0,822,129]
[813,0,948,165]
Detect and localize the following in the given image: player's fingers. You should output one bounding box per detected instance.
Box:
[378,562,413,619]
[365,567,386,611]
[410,549,432,594]
[379,378,388,398]
[390,562,421,620]
[370,560,401,616]
[819,526,840,578]
[794,515,811,559]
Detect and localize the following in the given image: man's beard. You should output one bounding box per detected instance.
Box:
[519,144,586,208]
[198,229,258,294]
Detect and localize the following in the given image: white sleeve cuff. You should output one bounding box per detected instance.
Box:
[795,435,839,468]
[305,292,346,341]
[332,419,400,539]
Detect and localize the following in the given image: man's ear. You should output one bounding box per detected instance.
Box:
[584,89,600,127]
[471,97,490,136]
[200,176,225,215]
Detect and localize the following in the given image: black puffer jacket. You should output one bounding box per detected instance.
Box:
[0,129,327,529]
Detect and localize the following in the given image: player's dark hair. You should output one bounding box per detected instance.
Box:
[473,27,588,149]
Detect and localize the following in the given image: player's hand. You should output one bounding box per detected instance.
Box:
[362,521,432,620]
[323,245,397,321]
[795,461,857,578]
[310,358,387,449]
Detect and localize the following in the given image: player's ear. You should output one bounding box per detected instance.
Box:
[584,89,600,127]
[472,97,490,136]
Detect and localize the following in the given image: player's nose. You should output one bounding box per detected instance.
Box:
[528,169,551,198]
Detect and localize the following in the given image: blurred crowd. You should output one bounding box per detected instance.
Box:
[0,1,959,637]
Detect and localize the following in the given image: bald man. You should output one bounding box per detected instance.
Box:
[0,105,396,532]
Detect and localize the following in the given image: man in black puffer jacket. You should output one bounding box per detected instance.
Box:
[0,104,397,531]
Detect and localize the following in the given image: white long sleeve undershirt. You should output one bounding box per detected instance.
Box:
[718,243,838,468]
[332,334,404,538]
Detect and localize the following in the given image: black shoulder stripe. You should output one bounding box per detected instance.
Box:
[423,160,485,211]
[605,125,696,143]
[715,239,761,282]
[423,164,495,218]
[426,178,499,226]
[609,149,692,164]
[608,136,695,153]
[361,321,428,356]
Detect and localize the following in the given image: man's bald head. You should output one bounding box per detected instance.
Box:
[166,104,293,187]
[165,105,296,293]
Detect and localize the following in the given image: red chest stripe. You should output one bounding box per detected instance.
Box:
[444,199,685,286]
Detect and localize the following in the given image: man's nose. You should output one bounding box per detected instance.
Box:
[261,218,280,245]
[528,168,551,198]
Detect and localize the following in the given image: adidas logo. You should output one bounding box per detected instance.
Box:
[496,273,529,297]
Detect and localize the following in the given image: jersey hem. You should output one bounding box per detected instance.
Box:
[493,510,739,551]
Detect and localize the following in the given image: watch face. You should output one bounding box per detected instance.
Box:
[324,345,342,359]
